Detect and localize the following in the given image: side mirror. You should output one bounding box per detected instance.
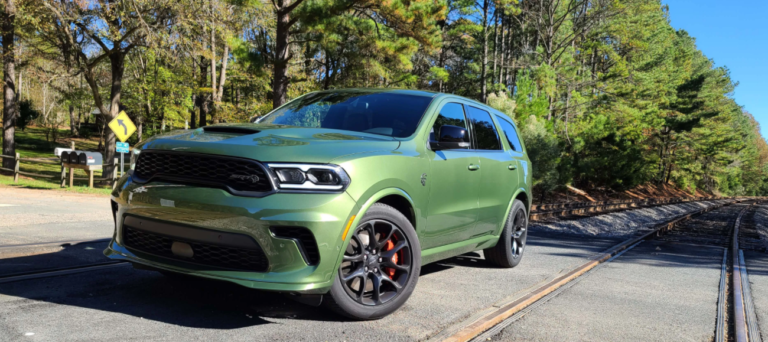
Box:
[430,125,470,150]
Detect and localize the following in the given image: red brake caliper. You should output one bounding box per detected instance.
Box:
[383,239,400,278]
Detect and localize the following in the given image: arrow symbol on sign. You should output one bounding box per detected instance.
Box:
[117,119,128,135]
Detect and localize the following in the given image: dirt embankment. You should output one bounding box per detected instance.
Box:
[543,182,715,204]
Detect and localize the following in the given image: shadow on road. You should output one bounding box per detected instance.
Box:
[1,223,757,331]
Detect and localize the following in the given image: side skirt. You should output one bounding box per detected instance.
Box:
[421,235,498,265]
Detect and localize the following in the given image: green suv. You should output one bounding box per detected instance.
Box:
[106,88,532,320]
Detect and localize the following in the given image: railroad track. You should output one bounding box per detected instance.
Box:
[733,203,764,342]
[529,196,735,221]
[435,199,764,342]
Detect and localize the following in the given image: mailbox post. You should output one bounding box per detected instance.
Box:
[61,151,104,188]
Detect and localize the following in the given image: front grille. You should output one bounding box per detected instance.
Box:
[270,227,320,265]
[133,151,273,195]
[123,226,269,272]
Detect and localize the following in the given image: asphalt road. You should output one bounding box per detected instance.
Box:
[0,187,113,245]
[0,187,764,341]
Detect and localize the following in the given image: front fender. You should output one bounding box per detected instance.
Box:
[330,187,416,280]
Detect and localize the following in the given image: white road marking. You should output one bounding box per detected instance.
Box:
[0,204,17,207]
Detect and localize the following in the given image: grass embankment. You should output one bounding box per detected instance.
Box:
[0,126,113,195]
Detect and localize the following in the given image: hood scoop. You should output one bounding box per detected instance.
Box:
[202,126,261,135]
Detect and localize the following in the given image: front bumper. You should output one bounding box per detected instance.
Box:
[105,175,358,294]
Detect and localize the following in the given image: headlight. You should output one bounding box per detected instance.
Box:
[130,149,141,170]
[267,163,350,192]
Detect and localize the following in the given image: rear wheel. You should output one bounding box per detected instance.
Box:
[324,203,421,320]
[484,199,528,268]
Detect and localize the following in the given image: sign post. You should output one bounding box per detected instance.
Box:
[108,111,137,178]
[116,142,129,176]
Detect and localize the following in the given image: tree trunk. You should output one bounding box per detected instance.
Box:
[197,57,208,127]
[324,52,331,90]
[101,50,126,181]
[137,119,143,142]
[498,12,506,85]
[492,9,499,85]
[16,68,20,101]
[69,105,78,136]
[1,0,16,170]
[212,44,229,124]
[273,7,291,109]
[189,57,197,129]
[480,0,490,103]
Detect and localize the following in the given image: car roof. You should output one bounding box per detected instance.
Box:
[311,88,440,98]
[312,88,493,110]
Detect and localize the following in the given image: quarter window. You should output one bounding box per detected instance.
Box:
[496,115,523,152]
[430,103,470,149]
[466,106,501,150]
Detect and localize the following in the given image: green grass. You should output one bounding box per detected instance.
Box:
[0,126,114,193]
[0,174,113,195]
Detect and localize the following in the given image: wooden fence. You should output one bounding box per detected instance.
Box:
[0,153,118,189]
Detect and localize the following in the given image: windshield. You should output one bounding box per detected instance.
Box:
[254,91,434,138]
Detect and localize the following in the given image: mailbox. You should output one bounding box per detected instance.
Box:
[77,152,103,165]
[60,151,71,163]
[68,151,84,164]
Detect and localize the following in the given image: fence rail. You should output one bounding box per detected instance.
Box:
[0,153,118,189]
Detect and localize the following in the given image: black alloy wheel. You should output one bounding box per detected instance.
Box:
[510,207,528,259]
[484,199,528,268]
[324,203,421,320]
[340,219,412,306]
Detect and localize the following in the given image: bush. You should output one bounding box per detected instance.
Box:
[16,100,40,131]
[520,115,561,198]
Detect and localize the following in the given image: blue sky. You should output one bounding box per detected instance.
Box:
[663,0,768,139]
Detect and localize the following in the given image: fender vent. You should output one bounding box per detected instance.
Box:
[270,227,320,265]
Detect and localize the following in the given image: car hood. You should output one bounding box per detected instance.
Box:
[136,124,401,164]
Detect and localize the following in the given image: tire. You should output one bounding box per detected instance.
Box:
[484,199,528,268]
[324,203,421,320]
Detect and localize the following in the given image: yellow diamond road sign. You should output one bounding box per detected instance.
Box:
[108,111,137,143]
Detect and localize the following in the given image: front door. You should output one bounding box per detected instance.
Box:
[423,102,481,249]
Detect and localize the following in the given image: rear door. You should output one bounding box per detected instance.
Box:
[495,114,527,196]
[423,102,481,249]
[465,106,517,237]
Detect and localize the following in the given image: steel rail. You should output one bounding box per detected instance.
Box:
[733,206,750,342]
[0,262,128,284]
[740,250,762,342]
[716,249,728,342]
[732,204,762,342]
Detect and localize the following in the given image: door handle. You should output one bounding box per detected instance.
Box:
[468,164,480,171]
[508,164,517,170]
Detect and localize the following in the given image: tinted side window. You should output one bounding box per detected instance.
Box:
[496,115,523,152]
[430,103,470,149]
[466,106,501,150]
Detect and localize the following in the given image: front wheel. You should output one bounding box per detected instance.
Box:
[484,199,528,268]
[324,203,421,320]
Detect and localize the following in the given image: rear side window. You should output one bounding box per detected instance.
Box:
[496,115,523,152]
[466,106,501,150]
[430,103,470,149]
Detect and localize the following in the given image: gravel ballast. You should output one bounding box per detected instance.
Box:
[529,199,733,238]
